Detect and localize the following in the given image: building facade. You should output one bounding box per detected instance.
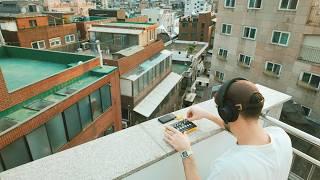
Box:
[0,46,122,172]
[0,14,78,49]
[43,0,95,16]
[89,22,158,53]
[0,0,43,14]
[184,0,212,16]
[179,11,213,43]
[211,0,320,121]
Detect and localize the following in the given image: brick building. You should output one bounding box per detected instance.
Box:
[0,45,122,172]
[178,11,213,43]
[211,0,320,121]
[0,13,78,49]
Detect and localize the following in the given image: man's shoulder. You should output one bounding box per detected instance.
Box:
[265,126,291,143]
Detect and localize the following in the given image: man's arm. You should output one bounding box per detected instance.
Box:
[187,106,225,129]
[182,156,201,180]
[164,126,201,180]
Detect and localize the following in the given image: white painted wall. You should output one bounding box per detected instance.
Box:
[0,21,18,31]
[120,79,133,96]
[184,0,212,16]
[124,131,236,180]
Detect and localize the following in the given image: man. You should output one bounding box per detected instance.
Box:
[164,78,292,180]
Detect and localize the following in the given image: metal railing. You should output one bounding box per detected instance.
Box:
[262,116,320,180]
[298,45,320,64]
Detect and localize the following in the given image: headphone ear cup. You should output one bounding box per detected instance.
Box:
[218,101,241,124]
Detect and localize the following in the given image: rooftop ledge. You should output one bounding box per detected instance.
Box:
[0,85,291,180]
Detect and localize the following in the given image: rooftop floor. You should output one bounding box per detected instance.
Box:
[0,58,67,91]
[172,62,190,75]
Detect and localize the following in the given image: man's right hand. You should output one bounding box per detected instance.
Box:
[186,106,208,121]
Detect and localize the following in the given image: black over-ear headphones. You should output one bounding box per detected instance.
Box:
[215,77,264,124]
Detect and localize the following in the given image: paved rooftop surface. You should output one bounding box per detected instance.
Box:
[172,63,190,75]
[0,58,67,91]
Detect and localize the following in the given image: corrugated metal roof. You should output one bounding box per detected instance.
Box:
[133,72,182,118]
[88,27,143,35]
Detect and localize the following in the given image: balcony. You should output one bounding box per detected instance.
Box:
[0,85,319,180]
[298,45,320,64]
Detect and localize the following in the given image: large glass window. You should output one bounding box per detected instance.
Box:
[271,31,290,46]
[221,23,232,35]
[265,61,282,77]
[100,85,112,111]
[45,114,67,152]
[224,0,235,8]
[26,125,52,160]
[63,104,82,140]
[143,73,148,88]
[0,137,31,169]
[279,0,298,10]
[300,72,320,89]
[243,26,257,40]
[152,67,156,80]
[31,40,45,49]
[160,61,165,74]
[133,80,139,96]
[138,76,143,92]
[156,64,160,77]
[90,90,102,119]
[148,69,153,83]
[248,0,262,9]
[78,96,92,128]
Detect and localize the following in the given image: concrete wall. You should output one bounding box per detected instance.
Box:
[210,0,320,121]
[16,16,49,29]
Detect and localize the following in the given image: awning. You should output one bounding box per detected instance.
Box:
[133,72,182,118]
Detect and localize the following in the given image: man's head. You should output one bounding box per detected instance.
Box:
[215,78,264,124]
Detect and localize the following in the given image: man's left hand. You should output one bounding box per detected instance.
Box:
[164,126,191,152]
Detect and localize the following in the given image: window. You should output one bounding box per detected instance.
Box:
[28,5,37,12]
[31,40,45,49]
[221,23,232,35]
[149,18,152,22]
[182,22,188,28]
[65,34,75,44]
[29,20,37,27]
[160,61,165,74]
[138,76,143,92]
[78,96,92,128]
[201,23,205,28]
[271,31,290,46]
[133,80,139,96]
[238,54,252,67]
[215,71,224,81]
[90,90,103,119]
[264,61,282,77]
[26,125,52,160]
[100,85,112,111]
[299,72,320,89]
[301,105,312,117]
[0,137,31,169]
[192,23,197,28]
[143,73,148,88]
[279,0,298,10]
[218,48,228,60]
[248,0,262,9]
[63,104,82,140]
[224,0,235,8]
[45,114,67,152]
[49,37,61,47]
[243,26,257,40]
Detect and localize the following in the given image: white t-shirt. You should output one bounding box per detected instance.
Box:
[207,126,293,180]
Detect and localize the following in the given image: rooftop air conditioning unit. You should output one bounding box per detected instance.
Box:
[81,42,90,50]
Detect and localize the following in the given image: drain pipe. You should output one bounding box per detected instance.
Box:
[96,40,103,67]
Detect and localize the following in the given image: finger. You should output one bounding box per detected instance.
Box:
[166,126,181,134]
[164,136,173,144]
[165,129,175,136]
[164,132,173,140]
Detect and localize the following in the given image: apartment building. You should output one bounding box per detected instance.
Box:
[211,0,320,121]
[184,0,212,16]
[179,11,213,43]
[0,13,77,49]
[89,22,158,53]
[0,0,43,14]
[43,0,95,16]
[0,46,122,172]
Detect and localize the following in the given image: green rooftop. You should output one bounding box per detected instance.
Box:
[0,46,95,92]
[172,63,190,75]
[0,65,117,135]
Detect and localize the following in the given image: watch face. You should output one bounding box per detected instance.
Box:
[182,151,188,158]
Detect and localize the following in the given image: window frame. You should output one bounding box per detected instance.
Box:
[215,71,225,82]
[299,72,320,89]
[49,37,62,47]
[271,30,291,47]
[64,34,75,44]
[29,20,37,28]
[221,23,232,35]
[224,0,236,8]
[264,61,282,77]
[242,26,257,40]
[218,48,228,60]
[278,0,299,11]
[301,105,312,117]
[248,0,262,9]
[238,53,253,67]
[31,40,46,49]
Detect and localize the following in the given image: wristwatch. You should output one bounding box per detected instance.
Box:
[180,149,193,160]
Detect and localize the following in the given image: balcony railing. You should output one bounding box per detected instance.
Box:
[307,1,320,26]
[298,45,320,64]
[262,116,320,180]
